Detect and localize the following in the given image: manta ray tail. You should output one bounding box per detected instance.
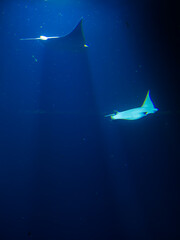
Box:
[105,114,115,117]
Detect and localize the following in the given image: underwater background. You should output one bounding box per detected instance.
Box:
[0,0,179,239]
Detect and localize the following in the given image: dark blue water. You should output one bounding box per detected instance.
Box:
[0,0,179,239]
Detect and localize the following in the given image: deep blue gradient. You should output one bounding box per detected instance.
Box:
[0,0,179,240]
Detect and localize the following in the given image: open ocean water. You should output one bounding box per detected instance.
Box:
[0,0,179,239]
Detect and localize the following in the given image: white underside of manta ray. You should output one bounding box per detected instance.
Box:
[105,90,158,120]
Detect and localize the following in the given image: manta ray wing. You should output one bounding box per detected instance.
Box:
[141,90,155,109]
[20,18,87,51]
[44,18,86,51]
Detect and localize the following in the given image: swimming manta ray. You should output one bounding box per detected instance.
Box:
[20,18,88,51]
[105,90,158,120]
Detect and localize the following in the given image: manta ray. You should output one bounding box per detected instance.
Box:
[106,90,158,120]
[20,18,88,51]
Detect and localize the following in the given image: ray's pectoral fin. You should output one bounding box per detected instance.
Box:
[141,90,159,113]
[142,90,156,109]
[20,18,88,51]
[63,18,86,48]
